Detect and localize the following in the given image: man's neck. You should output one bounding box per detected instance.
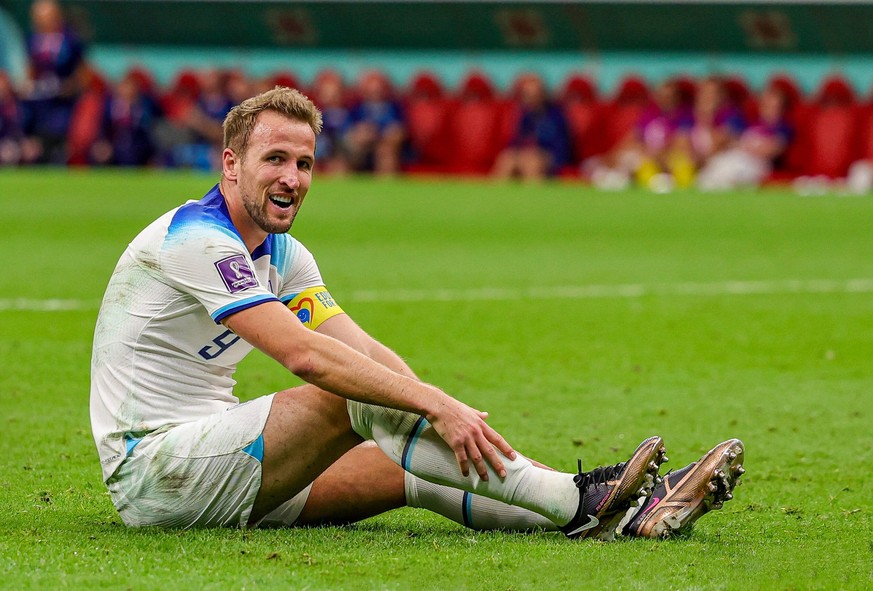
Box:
[218,180,267,254]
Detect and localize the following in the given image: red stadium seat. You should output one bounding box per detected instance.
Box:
[563,101,605,162]
[767,73,804,108]
[561,75,598,103]
[270,71,303,93]
[445,72,503,174]
[613,75,650,104]
[815,75,856,106]
[126,66,158,98]
[408,72,444,100]
[560,75,605,161]
[404,72,451,171]
[802,79,859,177]
[856,106,873,162]
[460,71,497,102]
[602,76,651,152]
[161,69,200,122]
[723,75,752,106]
[804,105,858,177]
[765,74,810,176]
[66,67,109,165]
[724,75,758,122]
[673,76,697,108]
[67,93,106,166]
[498,97,521,152]
[312,69,353,105]
[786,76,859,178]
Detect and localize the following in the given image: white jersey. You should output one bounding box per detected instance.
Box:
[90,184,324,481]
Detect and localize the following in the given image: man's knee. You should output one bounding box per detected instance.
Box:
[270,385,352,426]
[261,386,360,467]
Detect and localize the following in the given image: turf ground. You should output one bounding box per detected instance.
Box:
[0,169,871,590]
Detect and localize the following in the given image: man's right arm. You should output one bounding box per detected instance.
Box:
[223,300,515,480]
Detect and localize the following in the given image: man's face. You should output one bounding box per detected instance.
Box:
[234,111,316,235]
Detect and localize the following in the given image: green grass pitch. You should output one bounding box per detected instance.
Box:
[0,169,871,589]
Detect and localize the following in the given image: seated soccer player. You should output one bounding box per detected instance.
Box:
[90,87,744,539]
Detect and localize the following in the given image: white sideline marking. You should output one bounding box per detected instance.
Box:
[2,279,873,312]
[0,298,101,312]
[348,278,873,303]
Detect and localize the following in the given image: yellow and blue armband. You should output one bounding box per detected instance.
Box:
[286,286,344,330]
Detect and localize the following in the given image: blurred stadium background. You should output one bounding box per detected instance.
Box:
[1,0,873,189]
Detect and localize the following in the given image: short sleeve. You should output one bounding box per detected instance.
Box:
[277,238,326,303]
[159,223,279,323]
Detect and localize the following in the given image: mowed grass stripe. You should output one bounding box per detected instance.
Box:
[5,277,873,311]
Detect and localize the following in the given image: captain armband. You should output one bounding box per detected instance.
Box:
[286,286,344,330]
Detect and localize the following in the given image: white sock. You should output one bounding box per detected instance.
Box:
[404,472,558,532]
[348,401,578,526]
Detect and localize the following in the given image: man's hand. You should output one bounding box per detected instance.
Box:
[426,395,516,481]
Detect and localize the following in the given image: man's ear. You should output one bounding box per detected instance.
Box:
[222,148,239,181]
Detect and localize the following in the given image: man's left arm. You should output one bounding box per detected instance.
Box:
[315,313,419,381]
[282,283,417,379]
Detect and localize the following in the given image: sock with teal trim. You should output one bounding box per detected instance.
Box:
[404,472,558,531]
[347,400,578,526]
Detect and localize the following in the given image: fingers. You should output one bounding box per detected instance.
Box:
[463,425,515,481]
[466,438,492,481]
[477,439,504,480]
[454,446,470,478]
[483,423,516,461]
[433,400,517,481]
[449,429,497,481]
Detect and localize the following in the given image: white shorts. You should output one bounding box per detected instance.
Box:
[106,394,312,528]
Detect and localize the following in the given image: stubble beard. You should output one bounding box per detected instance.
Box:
[242,190,296,235]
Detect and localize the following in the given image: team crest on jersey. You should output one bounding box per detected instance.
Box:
[215,255,258,293]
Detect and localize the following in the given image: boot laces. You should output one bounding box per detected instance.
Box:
[574,458,627,489]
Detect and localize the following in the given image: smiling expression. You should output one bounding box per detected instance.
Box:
[229,110,316,241]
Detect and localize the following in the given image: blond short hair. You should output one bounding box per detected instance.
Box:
[223,87,323,157]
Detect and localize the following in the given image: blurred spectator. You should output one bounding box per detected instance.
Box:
[193,69,233,138]
[679,76,746,172]
[90,72,159,166]
[492,74,570,181]
[697,85,792,191]
[178,68,232,169]
[20,0,87,163]
[225,69,254,105]
[311,70,353,174]
[1,71,36,164]
[151,69,198,166]
[345,71,405,175]
[588,78,693,191]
